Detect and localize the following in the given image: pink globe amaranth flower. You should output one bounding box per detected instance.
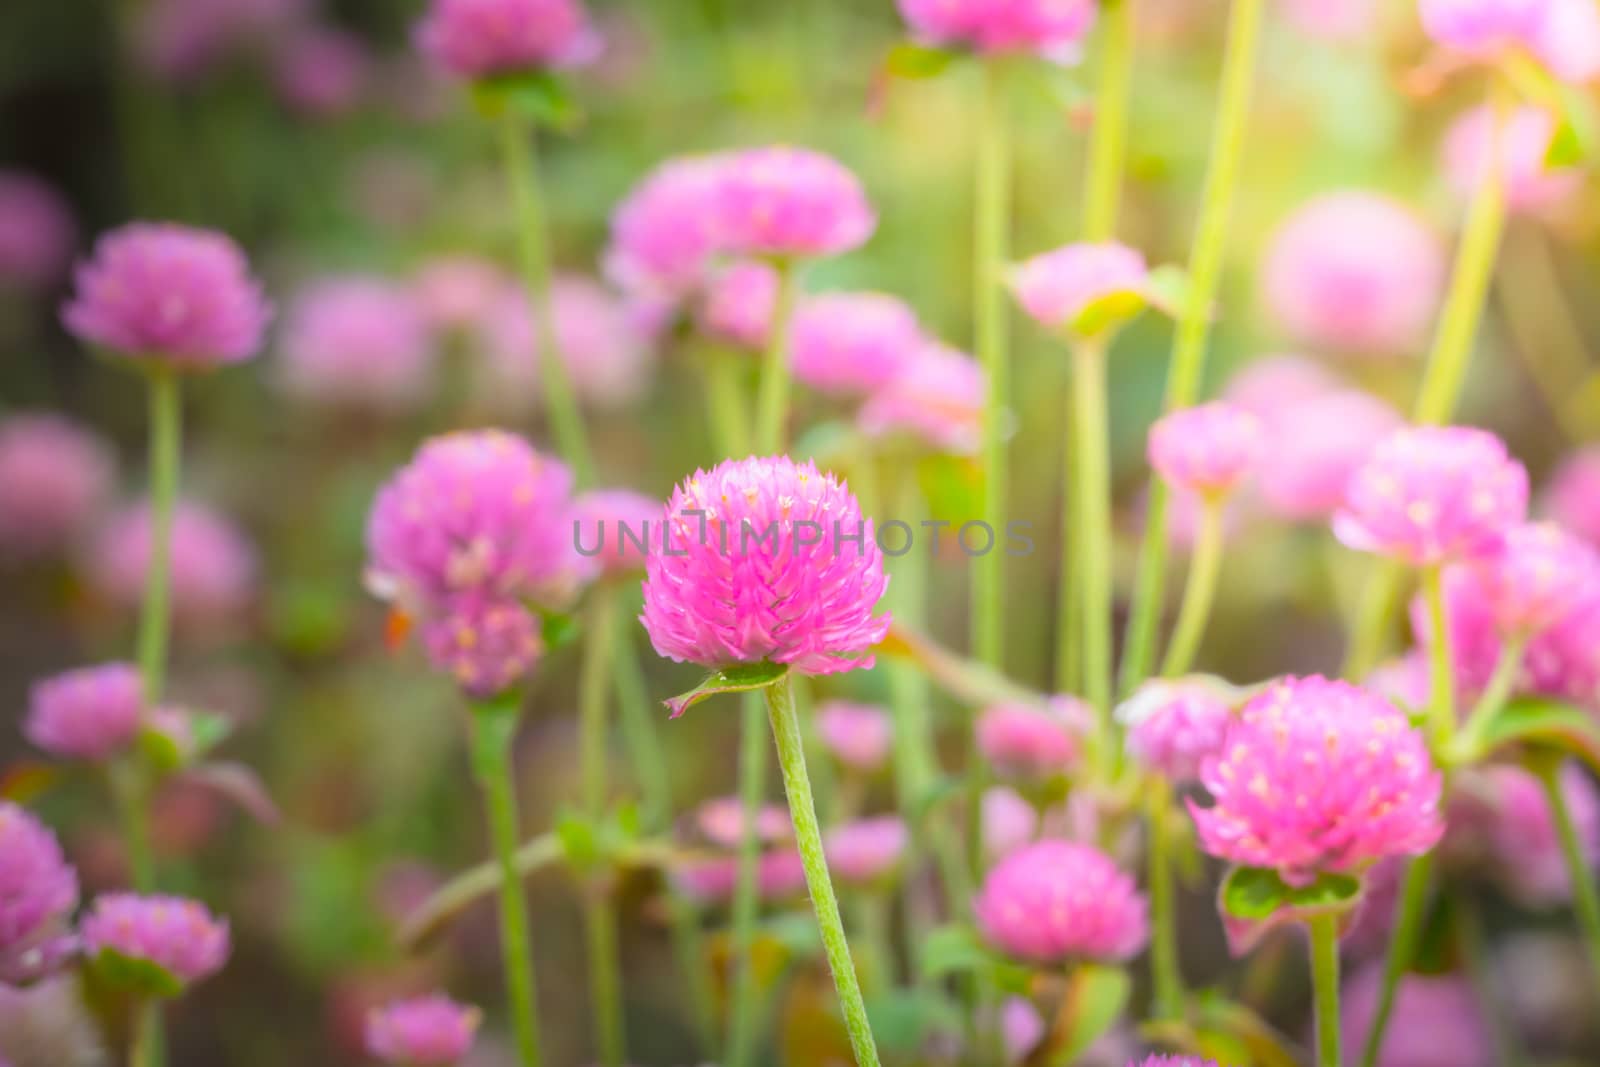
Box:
[62,223,271,371]
[26,663,144,762]
[87,501,258,626]
[365,430,583,616]
[824,816,910,886]
[1262,192,1444,358]
[983,786,1040,859]
[1333,426,1529,567]
[1444,106,1581,215]
[789,292,922,396]
[273,26,369,118]
[712,146,876,261]
[1465,522,1600,637]
[80,893,229,988]
[0,413,113,563]
[1546,446,1600,547]
[1222,353,1340,419]
[0,172,74,289]
[1340,966,1491,1067]
[604,155,727,306]
[695,796,791,849]
[133,0,308,83]
[1008,241,1148,335]
[366,994,481,1066]
[1119,679,1233,785]
[0,804,78,965]
[858,342,986,455]
[897,0,1096,60]
[973,839,1149,964]
[1147,402,1264,499]
[572,489,662,576]
[1476,763,1600,906]
[976,701,1082,779]
[758,849,808,900]
[412,256,507,334]
[420,596,544,699]
[671,857,740,904]
[278,278,434,412]
[999,997,1045,1064]
[639,456,891,679]
[414,0,600,79]
[1189,676,1444,885]
[695,261,778,352]
[483,277,652,411]
[815,700,893,773]
[1420,0,1600,82]
[1256,390,1403,521]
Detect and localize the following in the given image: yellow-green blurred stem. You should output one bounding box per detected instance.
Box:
[1160,497,1224,677]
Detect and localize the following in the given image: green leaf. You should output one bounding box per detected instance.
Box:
[92,948,184,999]
[555,808,601,869]
[920,923,991,980]
[1470,697,1600,775]
[1546,115,1584,167]
[1056,964,1131,1063]
[866,989,962,1053]
[663,661,788,718]
[470,71,581,130]
[1068,287,1147,339]
[1220,866,1360,921]
[1143,263,1199,321]
[759,912,823,957]
[884,42,959,80]
[916,453,984,530]
[539,608,581,652]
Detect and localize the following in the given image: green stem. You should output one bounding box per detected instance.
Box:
[1160,497,1224,677]
[1341,560,1406,681]
[1421,565,1455,755]
[1535,757,1600,987]
[130,1001,160,1067]
[764,673,882,1067]
[139,368,181,705]
[470,695,545,1067]
[1359,854,1433,1067]
[1308,913,1343,1067]
[1452,636,1525,762]
[705,346,752,457]
[1071,340,1114,764]
[725,693,769,1067]
[499,111,595,485]
[1081,0,1136,241]
[1117,0,1263,698]
[973,57,1012,671]
[578,594,626,1067]
[753,260,798,455]
[1147,781,1184,1021]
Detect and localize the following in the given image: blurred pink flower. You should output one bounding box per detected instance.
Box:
[1147,402,1263,499]
[1466,522,1600,637]
[420,596,544,699]
[695,796,791,849]
[858,342,986,455]
[982,786,1040,859]
[367,994,481,1066]
[815,700,893,773]
[274,27,370,118]
[976,701,1082,779]
[0,171,74,289]
[1255,390,1403,521]
[824,816,909,886]
[571,489,661,576]
[1009,241,1147,335]
[1262,192,1444,358]
[81,893,229,987]
[640,456,890,679]
[1119,679,1233,785]
[412,256,508,334]
[1129,1059,1222,1067]
[974,839,1148,963]
[789,292,922,395]
[0,803,78,970]
[695,261,778,351]
[1334,426,1528,567]
[1443,105,1580,215]
[25,662,144,762]
[483,277,652,410]
[1279,0,1375,39]
[1223,354,1339,418]
[605,155,727,306]
[1546,446,1600,547]
[1530,0,1600,82]
[0,413,113,563]
[1340,966,1491,1067]
[1365,651,1433,712]
[712,147,875,260]
[897,0,1096,60]
[62,223,271,371]
[1475,763,1600,906]
[1420,0,1600,82]
[415,0,600,79]
[134,0,308,83]
[757,849,808,899]
[999,997,1045,1064]
[278,278,435,412]
[87,501,258,626]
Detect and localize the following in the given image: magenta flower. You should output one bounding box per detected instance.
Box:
[572,488,662,576]
[1334,426,1528,567]
[639,456,891,680]
[1443,106,1580,215]
[1468,522,1600,637]
[897,0,1096,60]
[983,786,1040,859]
[25,663,144,762]
[815,700,893,773]
[711,147,875,261]
[604,155,727,306]
[1147,402,1264,499]
[420,597,544,699]
[823,816,910,886]
[412,256,507,334]
[976,700,1082,779]
[278,278,435,412]
[0,413,112,563]
[366,993,481,1066]
[62,223,271,371]
[482,276,652,411]
[789,292,922,395]
[1255,390,1403,521]
[1008,241,1148,336]
[858,342,986,455]
[695,796,791,849]
[81,893,229,988]
[695,261,778,352]
[1420,0,1600,82]
[1119,679,1233,785]
[273,26,370,118]
[1188,676,1444,885]
[414,0,600,79]
[974,840,1149,964]
[1340,966,1491,1067]
[1546,446,1600,548]
[0,171,74,290]
[1262,192,1444,358]
[87,500,258,627]
[0,804,78,967]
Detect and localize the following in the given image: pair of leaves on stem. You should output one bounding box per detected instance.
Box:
[469,70,581,131]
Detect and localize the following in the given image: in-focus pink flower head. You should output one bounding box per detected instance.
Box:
[0,171,75,290]
[1443,105,1581,215]
[712,146,876,261]
[81,893,229,988]
[572,488,662,576]
[278,277,435,412]
[1340,965,1492,1067]
[824,816,910,886]
[1189,676,1444,885]
[789,292,923,395]
[366,993,481,1066]
[640,455,891,680]
[0,803,79,964]
[604,155,728,306]
[420,596,544,699]
[1334,426,1529,567]
[897,0,1096,61]
[1420,0,1600,83]
[412,256,507,334]
[1147,402,1264,499]
[815,700,894,773]
[1256,389,1404,521]
[983,786,1040,859]
[1475,763,1600,906]
[694,260,777,352]
[976,700,1083,779]
[26,662,144,763]
[62,222,271,371]
[483,276,652,411]
[974,839,1149,964]
[87,500,258,626]
[858,341,987,456]
[1546,445,1600,548]
[365,430,584,619]
[695,796,791,849]
[414,0,601,80]
[274,26,370,118]
[1009,241,1148,337]
[1262,192,1444,358]
[0,413,113,563]
[1118,678,1234,785]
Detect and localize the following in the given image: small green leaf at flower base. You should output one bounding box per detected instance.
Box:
[92,948,184,1000]
[663,661,789,718]
[470,71,581,130]
[1143,263,1199,321]
[1465,697,1600,774]
[1068,288,1146,340]
[555,808,602,870]
[1220,866,1361,921]
[884,42,959,80]
[1546,115,1584,167]
[1055,964,1131,1063]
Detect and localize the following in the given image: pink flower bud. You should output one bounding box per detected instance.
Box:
[26,663,144,762]
[1147,402,1264,498]
[1009,242,1147,335]
[366,993,481,1066]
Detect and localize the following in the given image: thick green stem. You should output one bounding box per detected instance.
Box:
[1309,913,1342,1067]
[1117,0,1263,697]
[973,57,1011,671]
[1535,757,1600,987]
[1071,340,1114,764]
[1081,0,1136,241]
[130,1001,160,1067]
[1421,566,1455,754]
[139,369,181,705]
[1147,781,1184,1020]
[500,111,595,485]
[470,695,545,1067]
[725,693,769,1067]
[753,261,798,455]
[1160,498,1224,678]
[579,595,626,1067]
[1359,854,1433,1067]
[764,674,882,1067]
